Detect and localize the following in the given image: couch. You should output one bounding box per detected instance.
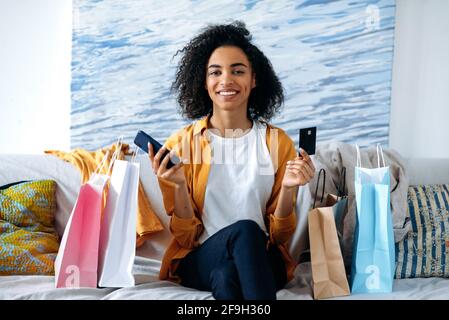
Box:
[1,151,449,300]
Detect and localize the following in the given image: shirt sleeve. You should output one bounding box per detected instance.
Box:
[169,213,203,249]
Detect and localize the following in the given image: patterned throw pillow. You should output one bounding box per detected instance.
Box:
[0,180,59,275]
[395,184,449,278]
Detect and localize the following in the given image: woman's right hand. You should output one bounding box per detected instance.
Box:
[148,143,186,186]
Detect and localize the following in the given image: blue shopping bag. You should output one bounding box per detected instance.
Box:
[350,144,395,293]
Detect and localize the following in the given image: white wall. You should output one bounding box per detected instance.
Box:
[389,0,449,159]
[0,0,71,154]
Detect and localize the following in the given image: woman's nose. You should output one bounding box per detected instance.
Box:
[220,72,233,86]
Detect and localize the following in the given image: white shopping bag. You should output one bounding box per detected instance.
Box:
[98,158,139,287]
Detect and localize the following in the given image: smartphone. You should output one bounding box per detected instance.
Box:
[299,127,317,156]
[134,130,179,169]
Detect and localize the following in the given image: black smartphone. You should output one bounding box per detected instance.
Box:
[134,130,179,169]
[299,127,317,156]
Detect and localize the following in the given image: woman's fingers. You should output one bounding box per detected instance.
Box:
[288,166,313,182]
[148,143,155,170]
[157,151,171,176]
[162,150,182,174]
[287,159,315,178]
[148,143,153,158]
[153,145,167,173]
[303,160,315,177]
[288,166,309,183]
[160,160,183,179]
[288,160,314,179]
[299,148,311,162]
[298,148,316,172]
[296,160,314,177]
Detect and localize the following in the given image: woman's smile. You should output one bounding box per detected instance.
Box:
[216,89,240,101]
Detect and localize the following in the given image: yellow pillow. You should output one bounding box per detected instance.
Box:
[0,180,59,275]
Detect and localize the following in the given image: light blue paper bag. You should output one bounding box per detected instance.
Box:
[350,144,395,293]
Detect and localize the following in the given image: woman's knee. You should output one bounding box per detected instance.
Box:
[226,220,267,249]
[210,261,242,299]
[231,220,265,237]
[210,261,238,284]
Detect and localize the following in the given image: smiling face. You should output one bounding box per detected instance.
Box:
[205,46,256,115]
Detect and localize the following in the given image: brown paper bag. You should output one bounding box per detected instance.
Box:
[308,169,350,299]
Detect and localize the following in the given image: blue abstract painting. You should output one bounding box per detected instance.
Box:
[71,0,396,151]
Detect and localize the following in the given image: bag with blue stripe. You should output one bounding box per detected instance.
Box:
[350,144,395,293]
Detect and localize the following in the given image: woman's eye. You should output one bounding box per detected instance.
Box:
[208,70,244,76]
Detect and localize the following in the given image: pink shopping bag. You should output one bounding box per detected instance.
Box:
[54,172,109,288]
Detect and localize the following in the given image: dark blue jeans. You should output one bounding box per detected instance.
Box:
[176,220,287,300]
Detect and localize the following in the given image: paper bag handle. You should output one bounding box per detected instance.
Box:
[336,167,346,198]
[312,168,326,209]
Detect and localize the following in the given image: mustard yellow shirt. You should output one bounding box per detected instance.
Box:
[158,114,298,283]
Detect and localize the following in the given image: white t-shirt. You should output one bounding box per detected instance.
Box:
[198,120,275,244]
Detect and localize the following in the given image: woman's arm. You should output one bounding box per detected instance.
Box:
[150,142,202,248]
[174,180,194,219]
[169,180,203,248]
[273,186,296,219]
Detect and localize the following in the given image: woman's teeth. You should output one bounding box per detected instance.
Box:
[218,91,237,96]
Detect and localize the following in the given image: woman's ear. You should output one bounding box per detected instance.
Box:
[251,74,256,89]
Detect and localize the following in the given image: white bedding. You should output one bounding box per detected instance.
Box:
[2,258,449,300]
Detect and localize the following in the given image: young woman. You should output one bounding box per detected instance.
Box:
[148,21,315,300]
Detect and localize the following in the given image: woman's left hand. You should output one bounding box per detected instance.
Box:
[282,148,316,189]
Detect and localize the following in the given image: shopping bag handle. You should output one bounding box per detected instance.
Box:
[313,168,326,209]
[356,143,387,169]
[355,144,361,167]
[377,143,386,168]
[93,150,111,176]
[131,146,140,163]
[105,136,124,175]
[336,167,346,198]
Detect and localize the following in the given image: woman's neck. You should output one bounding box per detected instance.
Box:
[208,109,253,138]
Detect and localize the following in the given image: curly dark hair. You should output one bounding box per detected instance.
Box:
[171,21,284,122]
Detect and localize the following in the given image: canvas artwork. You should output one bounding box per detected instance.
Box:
[71,0,396,151]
